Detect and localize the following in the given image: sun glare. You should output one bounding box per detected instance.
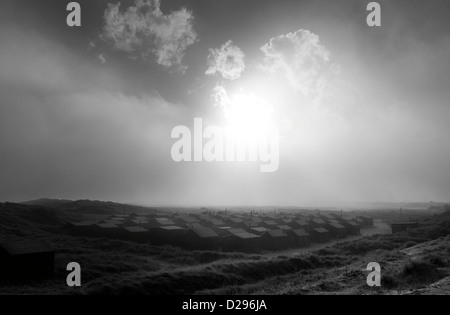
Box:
[223,92,275,139]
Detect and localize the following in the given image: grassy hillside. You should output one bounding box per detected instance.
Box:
[0,201,449,295]
[22,198,156,215]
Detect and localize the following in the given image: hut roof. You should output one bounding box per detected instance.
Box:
[225,228,258,239]
[131,219,149,225]
[191,227,219,238]
[266,229,288,238]
[155,218,175,226]
[227,232,259,239]
[96,223,119,229]
[251,227,269,233]
[69,221,92,227]
[228,218,244,223]
[102,219,125,225]
[124,226,148,233]
[227,228,248,236]
[0,240,55,256]
[391,222,419,226]
[134,216,149,221]
[208,219,226,226]
[179,216,200,223]
[291,229,309,237]
[345,221,361,227]
[158,225,184,231]
[329,223,346,229]
[109,217,126,221]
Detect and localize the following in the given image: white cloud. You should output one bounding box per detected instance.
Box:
[97,53,107,64]
[260,29,337,97]
[102,0,197,70]
[206,40,245,80]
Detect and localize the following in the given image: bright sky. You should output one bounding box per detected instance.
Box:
[1,0,450,206]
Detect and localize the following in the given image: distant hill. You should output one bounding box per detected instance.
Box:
[22,198,73,208]
[0,202,62,241]
[23,198,157,215]
[0,199,153,240]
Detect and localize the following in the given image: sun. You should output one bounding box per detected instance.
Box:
[222,92,275,140]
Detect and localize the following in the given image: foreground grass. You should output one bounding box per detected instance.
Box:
[1,204,449,295]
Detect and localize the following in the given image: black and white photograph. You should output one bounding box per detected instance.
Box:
[0,0,449,298]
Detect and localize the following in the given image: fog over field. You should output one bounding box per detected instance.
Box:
[1,0,450,207]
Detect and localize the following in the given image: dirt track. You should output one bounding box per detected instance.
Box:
[263,219,391,257]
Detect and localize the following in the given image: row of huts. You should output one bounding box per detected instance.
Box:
[65,212,374,253]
